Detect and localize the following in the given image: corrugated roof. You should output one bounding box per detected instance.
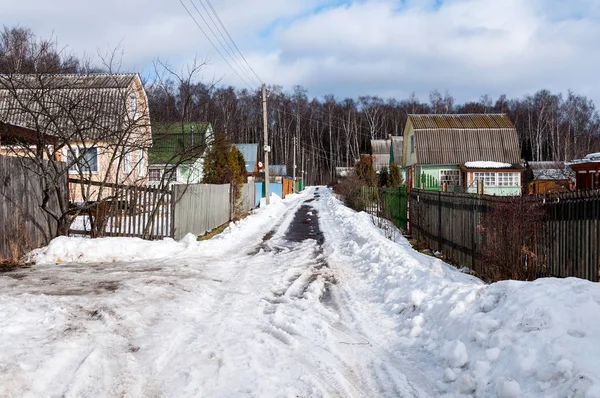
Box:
[390,136,403,164]
[0,74,143,141]
[409,114,515,129]
[528,161,574,181]
[234,143,258,173]
[269,165,287,176]
[149,122,212,165]
[408,114,521,165]
[371,139,390,155]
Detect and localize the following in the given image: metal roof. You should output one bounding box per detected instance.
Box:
[269,165,287,176]
[0,74,144,141]
[148,122,212,165]
[528,161,574,181]
[408,114,521,165]
[370,139,390,155]
[390,136,403,164]
[409,114,515,129]
[234,143,258,173]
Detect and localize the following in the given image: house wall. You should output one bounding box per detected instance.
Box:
[416,165,463,192]
[67,140,149,202]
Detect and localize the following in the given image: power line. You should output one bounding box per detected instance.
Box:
[205,0,263,84]
[192,0,261,87]
[178,0,256,90]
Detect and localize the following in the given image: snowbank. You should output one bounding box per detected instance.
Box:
[28,192,294,265]
[317,190,600,397]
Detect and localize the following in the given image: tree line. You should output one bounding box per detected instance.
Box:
[2,25,600,186]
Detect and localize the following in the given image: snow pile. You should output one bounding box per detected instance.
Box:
[317,190,600,397]
[464,161,512,168]
[29,192,294,265]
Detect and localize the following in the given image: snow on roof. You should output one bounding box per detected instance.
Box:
[464,161,513,169]
[585,153,600,161]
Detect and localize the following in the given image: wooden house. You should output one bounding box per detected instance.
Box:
[148,122,213,187]
[402,114,523,195]
[568,153,600,190]
[0,73,152,202]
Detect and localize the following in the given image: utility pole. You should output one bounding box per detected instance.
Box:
[262,83,270,205]
[292,137,297,193]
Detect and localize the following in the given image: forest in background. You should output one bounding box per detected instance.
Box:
[2,26,599,185]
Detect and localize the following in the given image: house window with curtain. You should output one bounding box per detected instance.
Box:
[68,147,98,174]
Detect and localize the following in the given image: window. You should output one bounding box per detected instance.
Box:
[474,172,520,187]
[148,169,161,182]
[68,147,98,174]
[123,150,132,174]
[440,170,461,186]
[129,93,138,120]
[410,135,415,154]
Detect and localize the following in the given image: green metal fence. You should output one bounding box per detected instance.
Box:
[382,186,408,230]
[361,186,408,231]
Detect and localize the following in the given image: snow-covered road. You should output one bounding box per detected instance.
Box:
[2,187,600,397]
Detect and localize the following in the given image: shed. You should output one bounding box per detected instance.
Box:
[525,161,574,194]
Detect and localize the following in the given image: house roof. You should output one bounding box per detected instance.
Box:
[0,73,145,141]
[269,165,287,176]
[234,143,258,173]
[409,114,515,129]
[148,122,212,165]
[390,136,403,164]
[408,114,521,165]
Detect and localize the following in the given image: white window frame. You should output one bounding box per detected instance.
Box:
[148,168,161,182]
[410,135,415,154]
[439,169,461,186]
[123,150,132,174]
[129,93,138,120]
[67,147,98,174]
[473,172,520,187]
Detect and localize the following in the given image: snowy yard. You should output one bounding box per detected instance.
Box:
[1,187,600,397]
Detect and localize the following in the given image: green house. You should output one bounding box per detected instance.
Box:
[148,122,213,186]
[402,114,524,195]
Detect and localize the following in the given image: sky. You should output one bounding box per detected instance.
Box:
[3,0,600,105]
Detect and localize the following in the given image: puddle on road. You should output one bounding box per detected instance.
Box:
[284,201,324,245]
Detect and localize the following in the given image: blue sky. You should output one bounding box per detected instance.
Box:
[2,0,600,105]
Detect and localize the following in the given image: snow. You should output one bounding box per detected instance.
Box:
[464,161,513,168]
[2,187,600,397]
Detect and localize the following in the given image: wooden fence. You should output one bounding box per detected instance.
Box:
[409,189,600,282]
[1,155,67,261]
[68,178,174,239]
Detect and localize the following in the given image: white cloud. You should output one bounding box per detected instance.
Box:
[2,0,600,104]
